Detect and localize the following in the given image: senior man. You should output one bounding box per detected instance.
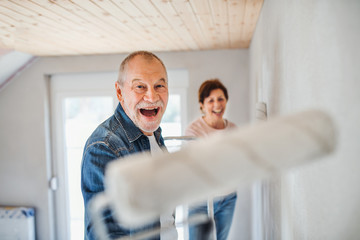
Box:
[81,51,176,239]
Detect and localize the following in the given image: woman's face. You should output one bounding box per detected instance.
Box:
[200,88,227,121]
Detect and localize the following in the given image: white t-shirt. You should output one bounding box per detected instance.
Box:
[147,134,178,240]
[148,134,163,155]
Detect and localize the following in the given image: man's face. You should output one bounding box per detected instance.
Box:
[115,55,168,136]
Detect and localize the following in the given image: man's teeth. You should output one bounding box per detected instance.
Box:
[213,110,222,113]
[140,107,159,117]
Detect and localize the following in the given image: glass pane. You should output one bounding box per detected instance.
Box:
[64,97,114,240]
[161,94,181,137]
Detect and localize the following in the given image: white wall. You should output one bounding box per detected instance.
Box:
[250,0,360,239]
[158,50,250,126]
[0,49,249,239]
[0,51,34,91]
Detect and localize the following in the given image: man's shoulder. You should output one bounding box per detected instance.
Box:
[85,115,129,154]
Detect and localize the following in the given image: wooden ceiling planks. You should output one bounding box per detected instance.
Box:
[150,0,200,51]
[240,0,264,47]
[128,0,189,51]
[209,0,231,48]
[188,0,218,49]
[1,0,109,54]
[50,1,136,53]
[228,0,247,48]
[169,0,209,50]
[106,0,179,51]
[0,1,81,55]
[0,0,263,56]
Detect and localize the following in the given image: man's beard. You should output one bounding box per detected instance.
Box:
[123,100,164,134]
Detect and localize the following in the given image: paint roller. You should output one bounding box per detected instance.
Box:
[91,109,337,238]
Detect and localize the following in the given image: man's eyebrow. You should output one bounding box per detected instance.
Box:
[131,79,143,84]
[131,78,166,83]
[157,78,168,84]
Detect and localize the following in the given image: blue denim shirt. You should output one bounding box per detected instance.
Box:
[81,103,165,240]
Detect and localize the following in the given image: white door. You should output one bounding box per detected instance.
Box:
[50,72,118,240]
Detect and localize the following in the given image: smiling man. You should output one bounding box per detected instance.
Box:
[81,51,174,240]
[115,52,168,135]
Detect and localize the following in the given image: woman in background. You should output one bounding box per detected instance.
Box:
[185,78,237,240]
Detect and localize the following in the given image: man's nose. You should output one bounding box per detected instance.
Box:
[144,87,159,102]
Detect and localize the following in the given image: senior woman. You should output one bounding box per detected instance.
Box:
[185,78,237,240]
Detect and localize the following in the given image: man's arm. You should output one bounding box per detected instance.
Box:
[81,142,161,239]
[81,142,131,239]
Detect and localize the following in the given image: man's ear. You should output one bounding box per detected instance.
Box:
[115,81,123,102]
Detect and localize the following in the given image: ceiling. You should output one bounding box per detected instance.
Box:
[0,0,263,56]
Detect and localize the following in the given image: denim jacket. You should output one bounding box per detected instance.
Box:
[81,103,165,240]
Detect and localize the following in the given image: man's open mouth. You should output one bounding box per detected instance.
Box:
[140,107,159,117]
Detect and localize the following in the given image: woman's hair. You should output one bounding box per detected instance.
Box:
[198,78,229,104]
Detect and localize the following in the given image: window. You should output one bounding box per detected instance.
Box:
[50,69,188,239]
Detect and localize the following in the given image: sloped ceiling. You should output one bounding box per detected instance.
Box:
[0,51,34,91]
[0,0,263,56]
